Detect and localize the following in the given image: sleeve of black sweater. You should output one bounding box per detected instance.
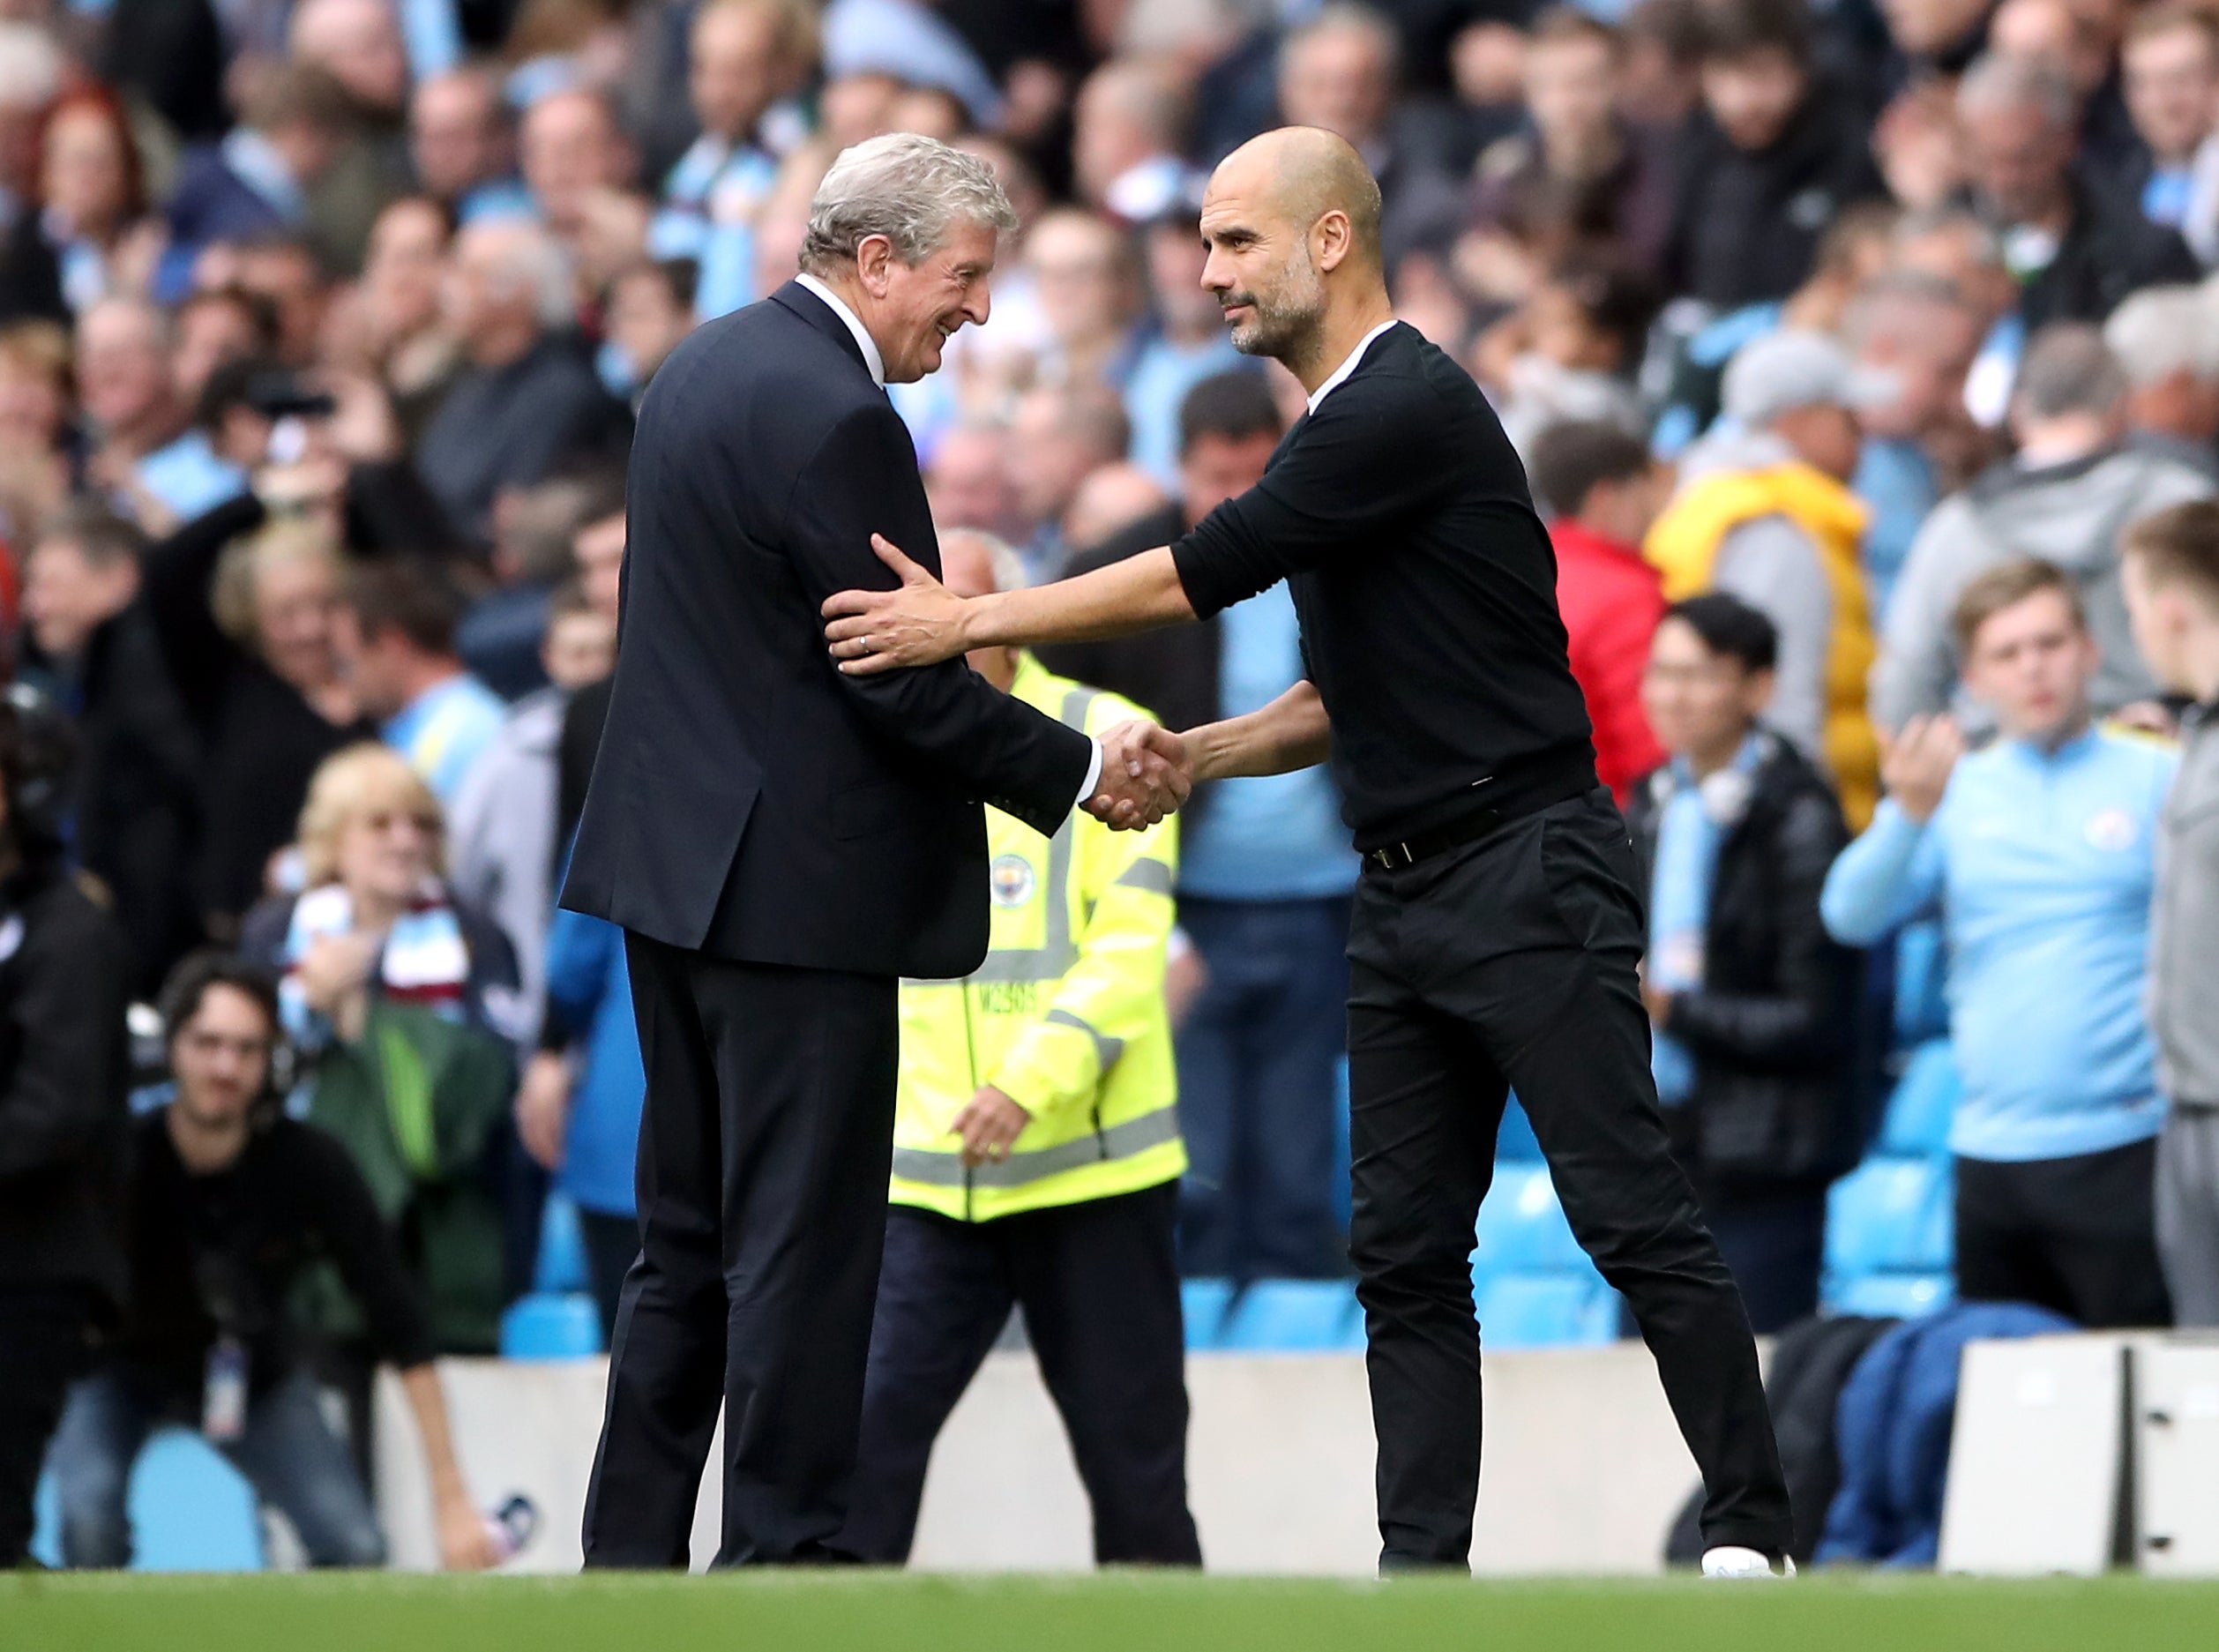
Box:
[781,401,1093,836]
[138,492,269,727]
[0,881,129,1183]
[290,1123,437,1370]
[1170,369,1453,618]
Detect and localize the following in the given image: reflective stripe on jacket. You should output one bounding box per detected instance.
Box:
[892,655,1184,1221]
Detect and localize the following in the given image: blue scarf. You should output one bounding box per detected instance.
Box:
[1647,734,1767,1104]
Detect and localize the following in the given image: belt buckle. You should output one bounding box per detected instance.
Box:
[1370,841,1416,872]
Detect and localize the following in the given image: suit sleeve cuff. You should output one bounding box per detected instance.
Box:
[1074,737,1103,811]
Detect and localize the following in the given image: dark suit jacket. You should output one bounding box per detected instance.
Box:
[560,280,1093,978]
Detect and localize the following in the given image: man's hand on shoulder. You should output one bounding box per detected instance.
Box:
[1084,721,1191,831]
[823,534,973,674]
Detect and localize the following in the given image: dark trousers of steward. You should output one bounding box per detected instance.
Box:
[841,1180,1203,1566]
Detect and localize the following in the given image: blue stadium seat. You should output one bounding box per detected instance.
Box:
[534,1191,590,1295]
[1829,1271,1953,1320]
[1826,1155,1954,1278]
[33,1428,266,1571]
[1180,1278,1234,1350]
[1216,1279,1364,1352]
[1879,1040,1960,1157]
[500,1292,605,1358]
[1472,1166,1588,1276]
[1476,1274,1618,1350]
[1495,1095,1543,1162]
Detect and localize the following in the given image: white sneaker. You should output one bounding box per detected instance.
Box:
[1701,1544,1797,1579]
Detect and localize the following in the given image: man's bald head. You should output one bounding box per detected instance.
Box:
[1199,126,1388,374]
[1211,126,1384,271]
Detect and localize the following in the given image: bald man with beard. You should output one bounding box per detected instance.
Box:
[826,127,1796,1578]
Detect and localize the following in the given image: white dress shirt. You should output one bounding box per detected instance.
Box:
[792,271,1105,809]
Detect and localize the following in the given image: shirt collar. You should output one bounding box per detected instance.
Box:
[796,271,886,387]
[1306,318,1400,414]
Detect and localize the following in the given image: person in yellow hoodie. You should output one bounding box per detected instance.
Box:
[1644,330,1892,826]
[841,531,1200,1568]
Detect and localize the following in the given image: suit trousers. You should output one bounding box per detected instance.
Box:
[841,1183,1201,1567]
[581,936,898,1567]
[1345,789,1790,1569]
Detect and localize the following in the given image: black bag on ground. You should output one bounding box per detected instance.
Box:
[1662,1312,1898,1566]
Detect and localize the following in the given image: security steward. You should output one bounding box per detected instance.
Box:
[840,532,1200,1568]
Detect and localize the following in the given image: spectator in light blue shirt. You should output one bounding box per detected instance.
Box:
[338,559,505,807]
[1822,557,2177,1327]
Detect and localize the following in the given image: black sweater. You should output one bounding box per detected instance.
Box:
[0,861,131,1311]
[116,1110,436,1402]
[1170,322,1595,848]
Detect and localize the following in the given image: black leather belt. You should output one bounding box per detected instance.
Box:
[1362,804,1516,873]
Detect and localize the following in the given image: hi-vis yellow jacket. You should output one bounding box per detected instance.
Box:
[1644,460,1881,828]
[892,654,1184,1222]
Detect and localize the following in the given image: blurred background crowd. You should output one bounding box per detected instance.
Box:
[3,0,2219,1577]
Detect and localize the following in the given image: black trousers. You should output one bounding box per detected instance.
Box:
[1955,1139,2172,1328]
[581,937,898,1567]
[0,1285,96,1566]
[1346,789,1790,1569]
[841,1182,1201,1568]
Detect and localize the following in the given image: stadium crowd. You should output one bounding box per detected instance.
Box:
[0,0,2217,1575]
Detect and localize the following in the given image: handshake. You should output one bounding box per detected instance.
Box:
[1083,721,1192,831]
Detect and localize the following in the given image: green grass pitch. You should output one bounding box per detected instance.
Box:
[6,1572,2219,1652]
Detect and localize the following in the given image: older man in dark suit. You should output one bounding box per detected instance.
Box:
[560,133,1185,1569]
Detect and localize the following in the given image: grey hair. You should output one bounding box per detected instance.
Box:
[1957,51,2078,132]
[472,221,576,328]
[1892,206,2007,271]
[2103,288,2219,385]
[799,133,1019,276]
[938,527,1029,594]
[2011,323,2128,422]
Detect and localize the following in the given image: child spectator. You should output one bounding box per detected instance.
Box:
[1824,559,2176,1327]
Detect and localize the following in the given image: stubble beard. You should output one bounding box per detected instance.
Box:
[1224,252,1328,377]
